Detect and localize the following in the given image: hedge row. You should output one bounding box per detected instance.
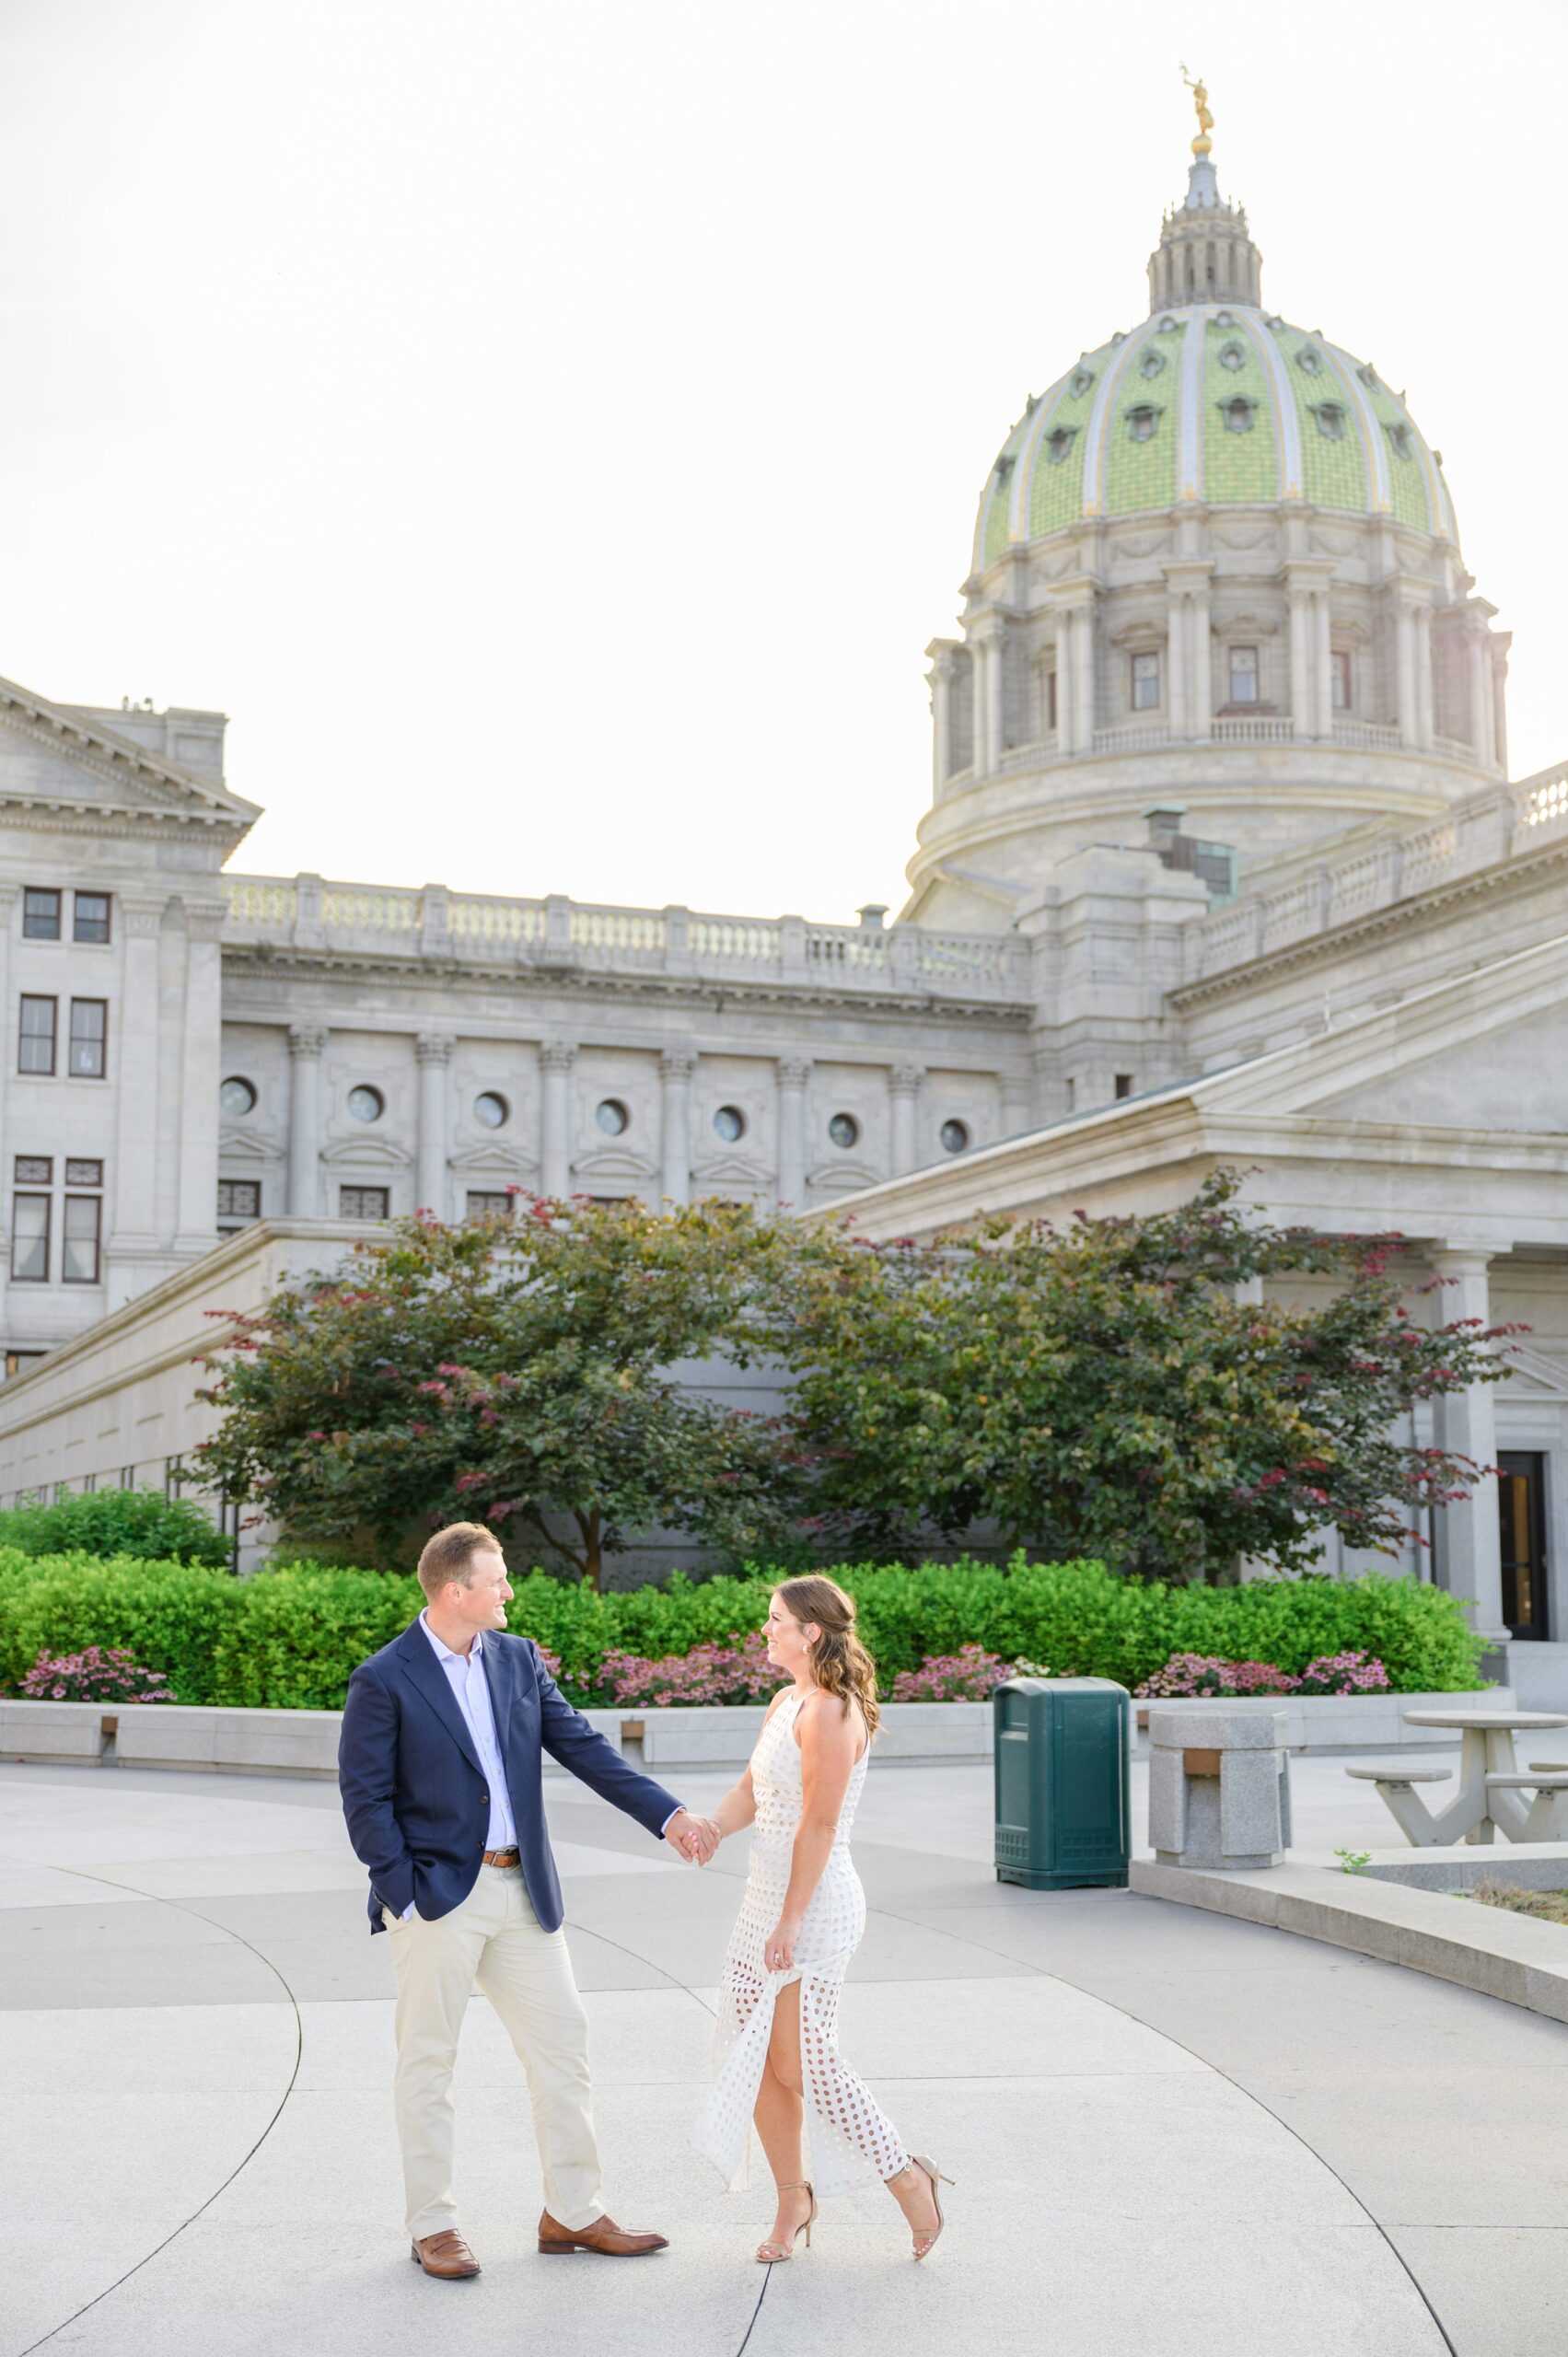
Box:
[0,1491,229,1567]
[0,1550,1488,1710]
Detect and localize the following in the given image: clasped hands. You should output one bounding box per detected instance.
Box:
[663,1807,722,1867]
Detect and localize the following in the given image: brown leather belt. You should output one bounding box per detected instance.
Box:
[482,1846,521,1868]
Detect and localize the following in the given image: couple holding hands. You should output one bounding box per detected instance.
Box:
[338,1523,952,2279]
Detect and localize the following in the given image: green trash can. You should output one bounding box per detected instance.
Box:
[993,1677,1130,1889]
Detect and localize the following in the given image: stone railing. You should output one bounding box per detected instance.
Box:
[1214,714,1295,744]
[221,876,1032,1004]
[1331,718,1401,750]
[1179,767,1568,988]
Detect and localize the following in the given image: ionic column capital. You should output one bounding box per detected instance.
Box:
[889,1062,925,1097]
[539,1041,577,1074]
[416,1033,455,1066]
[288,1023,328,1060]
[776,1056,812,1090]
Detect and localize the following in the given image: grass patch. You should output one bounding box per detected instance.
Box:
[1469,1880,1568,1926]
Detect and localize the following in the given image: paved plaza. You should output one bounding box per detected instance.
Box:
[5,1753,1568,2357]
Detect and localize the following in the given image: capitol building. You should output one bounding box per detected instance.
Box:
[2,110,1566,1673]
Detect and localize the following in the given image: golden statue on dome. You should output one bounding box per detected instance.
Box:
[1180,65,1214,157]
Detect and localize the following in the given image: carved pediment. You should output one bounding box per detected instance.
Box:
[218,1124,285,1165]
[572,1144,658,1183]
[320,1136,413,1170]
[448,1140,540,1176]
[0,676,259,835]
[1500,1344,1568,1400]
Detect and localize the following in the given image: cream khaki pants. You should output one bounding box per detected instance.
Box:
[383,1863,604,2241]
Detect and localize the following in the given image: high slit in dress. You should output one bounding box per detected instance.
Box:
[691,1686,912,2196]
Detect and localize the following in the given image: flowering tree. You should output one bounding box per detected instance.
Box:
[193,1199,797,1587]
[775,1171,1520,1581]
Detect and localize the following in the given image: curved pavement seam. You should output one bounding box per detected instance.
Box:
[6,1853,304,2357]
[857,1892,1459,2357]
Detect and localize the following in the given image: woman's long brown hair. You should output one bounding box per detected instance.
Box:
[775,1573,881,1737]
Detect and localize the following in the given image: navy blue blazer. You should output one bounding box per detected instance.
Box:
[337,1620,683,1936]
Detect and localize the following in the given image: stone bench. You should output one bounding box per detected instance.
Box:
[1485,1771,1568,1840]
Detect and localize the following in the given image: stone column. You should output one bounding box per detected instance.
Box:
[1074,595,1097,750]
[1052,622,1073,752]
[930,650,955,795]
[1167,590,1189,738]
[286,1023,327,1217]
[889,1063,923,1177]
[1288,579,1313,738]
[174,906,225,1252]
[985,627,1005,770]
[539,1042,575,1198]
[1189,573,1213,739]
[1467,632,1496,769]
[1394,592,1420,747]
[1311,588,1334,739]
[775,1056,810,1206]
[110,897,163,1255]
[1414,602,1435,749]
[659,1051,695,1205]
[968,636,990,777]
[1492,635,1511,775]
[416,1034,453,1218]
[1429,1246,1509,1644]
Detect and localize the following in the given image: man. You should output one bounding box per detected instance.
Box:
[338,1519,719,2279]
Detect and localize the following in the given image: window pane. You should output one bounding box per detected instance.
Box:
[216,1179,261,1221]
[1331,651,1352,711]
[10,1193,49,1281]
[339,1186,389,1219]
[63,1195,100,1283]
[64,1159,102,1187]
[14,1155,52,1183]
[73,893,111,945]
[22,889,61,940]
[1131,653,1160,711]
[18,996,56,1074]
[69,999,107,1077]
[465,1191,514,1220]
[1229,646,1259,704]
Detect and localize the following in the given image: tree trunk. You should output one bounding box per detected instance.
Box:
[580,1508,603,1593]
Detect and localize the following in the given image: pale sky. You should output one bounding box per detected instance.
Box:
[0,1,1561,922]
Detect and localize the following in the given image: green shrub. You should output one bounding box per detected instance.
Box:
[0,1551,241,1701]
[0,1489,230,1567]
[0,1550,1487,1709]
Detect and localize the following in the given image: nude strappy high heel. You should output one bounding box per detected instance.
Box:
[755,2180,817,2263]
[906,2155,954,2260]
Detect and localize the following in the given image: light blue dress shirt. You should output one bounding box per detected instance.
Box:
[400,1613,686,1919]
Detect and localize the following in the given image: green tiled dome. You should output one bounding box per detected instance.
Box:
[972,308,1458,572]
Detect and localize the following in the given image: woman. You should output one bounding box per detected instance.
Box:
[689,1574,954,2262]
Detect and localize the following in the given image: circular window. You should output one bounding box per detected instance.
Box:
[474,1091,509,1130]
[827,1112,859,1150]
[220,1075,256,1118]
[940,1120,970,1155]
[347,1086,384,1124]
[713,1105,746,1144]
[595,1098,629,1136]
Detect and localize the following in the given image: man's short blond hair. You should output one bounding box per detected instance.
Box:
[416,1521,504,1600]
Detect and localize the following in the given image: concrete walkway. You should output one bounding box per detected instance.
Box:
[4,1755,1567,2357]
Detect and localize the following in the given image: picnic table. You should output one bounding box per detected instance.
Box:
[1346,1710,1568,1847]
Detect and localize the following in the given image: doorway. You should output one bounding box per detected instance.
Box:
[1498,1452,1550,1641]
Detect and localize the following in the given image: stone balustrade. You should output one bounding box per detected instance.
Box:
[222,877,1033,1004]
[1179,767,1568,987]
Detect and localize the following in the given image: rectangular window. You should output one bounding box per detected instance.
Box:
[14,1155,52,1183]
[1228,644,1259,705]
[10,1193,50,1282]
[1330,649,1353,710]
[18,995,56,1074]
[4,1350,45,1379]
[22,888,61,941]
[339,1185,389,1219]
[64,1158,102,1187]
[216,1179,261,1229]
[1498,1452,1550,1641]
[1114,1074,1134,1100]
[62,1195,100,1284]
[1131,652,1161,712]
[68,999,107,1078]
[465,1190,514,1221]
[73,892,111,946]
[1044,669,1059,732]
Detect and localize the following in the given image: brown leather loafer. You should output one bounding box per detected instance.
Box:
[411,2229,482,2278]
[538,2208,668,2257]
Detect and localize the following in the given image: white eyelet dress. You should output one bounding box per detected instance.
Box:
[691,1687,912,2196]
